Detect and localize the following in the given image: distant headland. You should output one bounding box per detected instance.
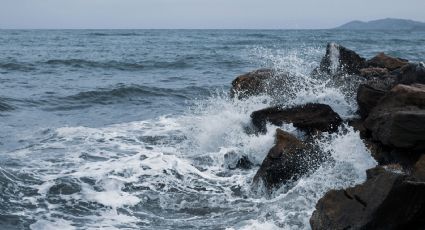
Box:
[335,18,425,30]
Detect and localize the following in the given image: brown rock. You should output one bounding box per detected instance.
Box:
[360,67,389,78]
[310,166,425,230]
[397,63,425,85]
[253,129,329,189]
[230,69,289,99]
[319,43,366,75]
[357,84,388,119]
[367,52,408,71]
[251,103,342,134]
[364,84,425,152]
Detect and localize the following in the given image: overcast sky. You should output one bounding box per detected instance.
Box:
[1,0,424,29]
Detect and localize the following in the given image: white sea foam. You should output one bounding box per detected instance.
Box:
[30,219,76,230]
[328,42,341,75]
[4,45,377,230]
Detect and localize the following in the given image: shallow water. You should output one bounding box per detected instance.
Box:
[0,29,423,229]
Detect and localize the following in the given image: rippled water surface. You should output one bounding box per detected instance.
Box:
[0,30,424,229]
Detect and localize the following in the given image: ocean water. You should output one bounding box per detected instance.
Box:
[0,29,424,230]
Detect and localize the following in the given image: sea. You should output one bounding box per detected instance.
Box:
[0,29,424,230]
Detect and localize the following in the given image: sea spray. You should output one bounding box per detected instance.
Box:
[2,41,377,230]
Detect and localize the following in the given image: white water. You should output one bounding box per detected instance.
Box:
[5,47,376,230]
[329,42,341,75]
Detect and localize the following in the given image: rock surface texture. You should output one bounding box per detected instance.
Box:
[364,84,425,152]
[366,52,408,71]
[310,44,425,230]
[310,166,425,230]
[319,43,366,75]
[250,103,342,134]
[253,129,329,189]
[230,68,290,99]
[229,43,425,229]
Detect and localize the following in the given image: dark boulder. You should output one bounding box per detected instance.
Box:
[319,43,366,75]
[364,84,425,152]
[230,69,289,99]
[224,151,253,170]
[397,63,425,85]
[310,166,425,230]
[367,52,408,71]
[357,84,388,119]
[363,140,420,167]
[357,63,425,119]
[253,129,329,189]
[356,74,398,118]
[251,103,342,134]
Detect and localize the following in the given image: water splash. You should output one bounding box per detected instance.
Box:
[1,45,376,230]
[328,42,341,75]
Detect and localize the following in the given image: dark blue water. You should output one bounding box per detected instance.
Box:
[0,30,423,229]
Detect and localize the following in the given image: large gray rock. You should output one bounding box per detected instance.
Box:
[310,166,425,230]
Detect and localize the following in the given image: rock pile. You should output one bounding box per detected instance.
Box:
[230,43,425,229]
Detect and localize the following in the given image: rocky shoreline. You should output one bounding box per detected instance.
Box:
[230,43,425,229]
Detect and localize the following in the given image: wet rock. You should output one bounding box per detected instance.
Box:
[397,63,425,85]
[356,73,398,118]
[319,43,366,75]
[48,177,81,195]
[251,103,342,134]
[367,52,408,71]
[363,140,419,167]
[253,129,329,189]
[224,151,253,170]
[360,67,389,78]
[310,166,425,230]
[364,84,425,152]
[357,84,388,119]
[230,68,289,99]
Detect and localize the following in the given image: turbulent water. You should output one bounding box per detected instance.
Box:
[1,30,424,230]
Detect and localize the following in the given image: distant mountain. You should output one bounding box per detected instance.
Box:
[335,18,425,30]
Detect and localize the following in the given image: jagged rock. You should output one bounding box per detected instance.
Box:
[319,43,366,75]
[397,63,425,85]
[364,84,425,152]
[356,73,399,118]
[230,68,289,99]
[310,166,425,230]
[357,84,388,119]
[360,67,389,78]
[251,103,342,134]
[367,52,408,71]
[253,129,329,189]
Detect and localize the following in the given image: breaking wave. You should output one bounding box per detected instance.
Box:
[0,46,377,230]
